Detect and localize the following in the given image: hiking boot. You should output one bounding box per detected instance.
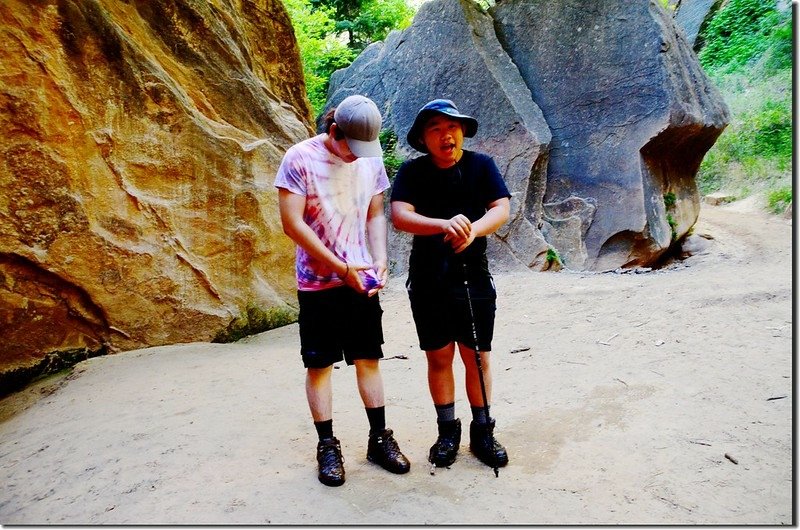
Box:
[366,428,411,474]
[317,437,345,487]
[428,418,461,467]
[469,419,509,468]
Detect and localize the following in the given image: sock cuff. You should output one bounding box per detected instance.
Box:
[314,419,334,440]
[471,405,490,424]
[365,406,386,434]
[435,402,456,423]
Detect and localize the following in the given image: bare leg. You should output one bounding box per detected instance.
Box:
[426,342,457,405]
[457,342,492,407]
[306,366,333,422]
[356,360,410,473]
[353,359,385,408]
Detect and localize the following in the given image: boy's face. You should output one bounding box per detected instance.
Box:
[329,123,357,162]
[421,114,465,168]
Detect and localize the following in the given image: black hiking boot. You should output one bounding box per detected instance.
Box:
[428,418,461,467]
[469,419,509,468]
[367,428,411,474]
[317,437,345,487]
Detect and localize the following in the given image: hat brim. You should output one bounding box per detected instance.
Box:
[406,109,478,153]
[345,137,384,158]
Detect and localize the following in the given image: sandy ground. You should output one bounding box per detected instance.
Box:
[0,203,793,525]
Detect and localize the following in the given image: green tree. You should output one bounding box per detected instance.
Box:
[350,0,414,51]
[285,0,414,114]
[310,0,414,51]
[283,0,356,114]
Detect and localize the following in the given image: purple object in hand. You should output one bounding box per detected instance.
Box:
[361,269,383,290]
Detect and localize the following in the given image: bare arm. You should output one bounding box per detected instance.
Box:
[366,193,388,296]
[391,200,472,240]
[470,197,510,238]
[448,197,510,253]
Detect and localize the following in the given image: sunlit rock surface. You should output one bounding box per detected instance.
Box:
[0,0,312,389]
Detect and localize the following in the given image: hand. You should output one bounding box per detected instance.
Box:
[442,214,471,243]
[341,262,372,294]
[449,230,476,253]
[367,261,388,297]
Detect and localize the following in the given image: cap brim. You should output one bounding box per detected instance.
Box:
[346,137,384,158]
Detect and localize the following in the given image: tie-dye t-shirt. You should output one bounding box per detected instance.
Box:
[274,135,390,291]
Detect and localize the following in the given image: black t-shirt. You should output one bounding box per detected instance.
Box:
[390,150,511,284]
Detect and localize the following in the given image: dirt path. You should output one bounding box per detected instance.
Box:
[0,204,792,525]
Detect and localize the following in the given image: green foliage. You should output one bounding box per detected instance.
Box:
[697,68,792,199]
[763,15,793,73]
[698,0,783,73]
[379,129,404,181]
[349,0,414,51]
[666,214,677,241]
[696,1,791,210]
[741,99,792,161]
[658,0,678,12]
[663,192,678,240]
[545,248,561,266]
[285,0,414,114]
[309,0,413,52]
[284,0,356,114]
[213,305,298,343]
[767,186,792,215]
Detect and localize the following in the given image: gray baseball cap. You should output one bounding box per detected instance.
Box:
[334,95,383,158]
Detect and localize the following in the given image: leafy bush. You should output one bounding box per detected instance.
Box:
[698,0,782,73]
[767,186,792,215]
[695,0,791,210]
[379,129,404,181]
[763,15,793,73]
[545,248,561,266]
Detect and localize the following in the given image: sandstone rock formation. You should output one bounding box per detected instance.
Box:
[324,0,553,275]
[0,0,312,391]
[673,0,724,48]
[492,0,730,270]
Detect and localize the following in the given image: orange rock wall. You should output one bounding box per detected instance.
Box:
[0,0,313,381]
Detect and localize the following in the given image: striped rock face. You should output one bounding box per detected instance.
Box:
[0,0,313,388]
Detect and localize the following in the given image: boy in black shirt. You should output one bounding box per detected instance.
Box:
[390,99,510,470]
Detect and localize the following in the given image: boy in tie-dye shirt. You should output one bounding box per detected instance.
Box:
[275,95,410,487]
[275,130,387,292]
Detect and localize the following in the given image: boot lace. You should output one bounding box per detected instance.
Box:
[318,439,344,466]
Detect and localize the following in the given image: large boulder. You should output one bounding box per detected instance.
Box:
[0,0,312,391]
[324,0,553,275]
[492,0,730,270]
[327,0,728,274]
[673,0,724,48]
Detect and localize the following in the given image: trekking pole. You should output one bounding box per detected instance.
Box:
[461,261,499,478]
